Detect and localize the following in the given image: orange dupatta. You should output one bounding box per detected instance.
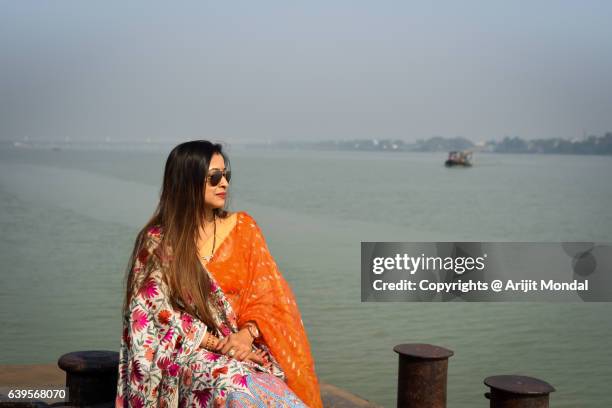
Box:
[205,212,323,408]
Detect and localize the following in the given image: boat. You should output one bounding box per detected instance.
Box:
[445,150,472,167]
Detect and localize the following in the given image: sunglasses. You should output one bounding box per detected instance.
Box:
[207,169,231,186]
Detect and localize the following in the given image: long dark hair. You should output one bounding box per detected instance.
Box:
[123,140,230,329]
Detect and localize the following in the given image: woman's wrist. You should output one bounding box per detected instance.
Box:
[241,321,260,341]
[201,332,220,350]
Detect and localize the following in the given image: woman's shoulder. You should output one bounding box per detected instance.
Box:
[141,225,164,254]
[140,212,259,241]
[145,225,163,238]
[143,225,163,244]
[234,211,260,230]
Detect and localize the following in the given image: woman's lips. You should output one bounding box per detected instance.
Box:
[216,193,226,198]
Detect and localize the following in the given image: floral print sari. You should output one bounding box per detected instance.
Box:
[116,212,322,407]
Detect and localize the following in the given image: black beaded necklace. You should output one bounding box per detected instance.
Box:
[201,213,216,262]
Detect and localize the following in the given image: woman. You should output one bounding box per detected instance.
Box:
[116,141,323,407]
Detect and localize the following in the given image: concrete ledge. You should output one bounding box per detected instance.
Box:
[320,382,383,407]
[0,365,382,408]
[0,364,65,387]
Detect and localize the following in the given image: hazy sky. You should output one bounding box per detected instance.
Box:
[1,1,611,143]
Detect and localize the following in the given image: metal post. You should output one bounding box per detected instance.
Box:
[484,375,555,408]
[57,350,119,406]
[393,343,454,408]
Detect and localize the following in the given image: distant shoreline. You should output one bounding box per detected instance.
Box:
[2,132,612,156]
[3,143,612,157]
[251,132,612,156]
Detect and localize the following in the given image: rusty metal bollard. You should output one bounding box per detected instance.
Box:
[57,350,119,406]
[484,375,555,408]
[393,343,454,408]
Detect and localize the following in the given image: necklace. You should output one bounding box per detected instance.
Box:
[201,213,216,262]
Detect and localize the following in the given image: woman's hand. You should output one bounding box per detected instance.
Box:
[215,329,254,361]
[245,349,267,365]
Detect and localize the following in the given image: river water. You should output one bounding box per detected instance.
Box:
[1,144,611,407]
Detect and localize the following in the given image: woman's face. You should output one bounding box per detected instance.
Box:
[204,153,229,211]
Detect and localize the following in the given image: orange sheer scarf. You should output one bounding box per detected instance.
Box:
[205,212,323,408]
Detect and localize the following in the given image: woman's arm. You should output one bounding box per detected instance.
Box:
[128,237,209,363]
[118,232,209,407]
